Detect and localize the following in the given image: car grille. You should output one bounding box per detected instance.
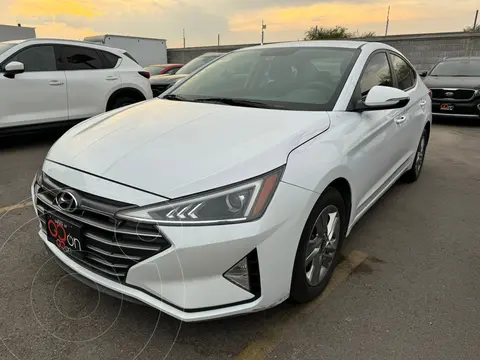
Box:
[35,173,171,283]
[151,84,171,97]
[430,88,477,101]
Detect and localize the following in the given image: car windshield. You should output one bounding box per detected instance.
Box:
[145,65,167,76]
[430,59,480,77]
[0,43,15,56]
[176,55,221,74]
[168,47,358,111]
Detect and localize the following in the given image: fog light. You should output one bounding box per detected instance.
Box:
[224,257,250,292]
[223,249,261,296]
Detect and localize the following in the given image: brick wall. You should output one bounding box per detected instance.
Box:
[167,31,480,72]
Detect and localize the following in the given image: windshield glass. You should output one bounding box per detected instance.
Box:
[169,47,358,111]
[430,59,480,77]
[0,43,15,56]
[145,65,167,76]
[176,55,221,74]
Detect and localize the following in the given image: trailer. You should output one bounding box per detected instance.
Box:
[84,34,167,67]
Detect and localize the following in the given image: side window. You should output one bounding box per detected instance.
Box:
[10,45,56,72]
[165,67,180,75]
[100,51,120,69]
[359,52,393,96]
[57,46,103,70]
[389,53,416,90]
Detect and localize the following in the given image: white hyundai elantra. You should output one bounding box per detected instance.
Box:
[32,40,431,322]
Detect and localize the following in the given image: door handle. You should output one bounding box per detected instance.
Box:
[49,80,64,86]
[420,100,427,106]
[106,76,118,81]
[394,116,407,125]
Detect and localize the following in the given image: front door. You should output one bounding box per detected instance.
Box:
[0,45,68,129]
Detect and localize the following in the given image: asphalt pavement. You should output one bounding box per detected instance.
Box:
[0,121,479,360]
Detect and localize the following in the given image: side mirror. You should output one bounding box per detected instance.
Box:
[419,71,428,77]
[3,61,25,78]
[355,85,410,112]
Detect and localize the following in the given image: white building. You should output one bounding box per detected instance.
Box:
[0,24,36,42]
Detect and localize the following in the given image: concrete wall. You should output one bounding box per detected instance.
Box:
[167,31,480,72]
[0,24,36,42]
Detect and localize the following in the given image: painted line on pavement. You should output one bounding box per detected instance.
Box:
[0,201,34,214]
[235,250,368,360]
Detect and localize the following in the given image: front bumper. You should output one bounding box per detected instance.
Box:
[432,100,480,119]
[34,162,316,322]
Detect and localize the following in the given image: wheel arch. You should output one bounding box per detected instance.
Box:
[325,177,352,229]
[424,121,431,142]
[106,87,146,111]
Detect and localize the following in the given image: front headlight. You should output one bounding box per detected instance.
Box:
[116,166,284,226]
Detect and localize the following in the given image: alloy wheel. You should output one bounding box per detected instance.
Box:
[305,205,341,286]
[415,134,427,175]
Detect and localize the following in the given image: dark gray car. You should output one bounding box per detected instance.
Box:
[150,52,224,96]
[420,57,480,120]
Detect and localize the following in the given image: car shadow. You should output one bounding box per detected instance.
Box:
[0,124,76,150]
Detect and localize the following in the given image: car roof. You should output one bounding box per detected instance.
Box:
[1,39,27,45]
[237,40,368,52]
[442,56,480,61]
[3,38,126,55]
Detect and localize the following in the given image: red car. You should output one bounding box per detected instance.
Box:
[144,63,183,76]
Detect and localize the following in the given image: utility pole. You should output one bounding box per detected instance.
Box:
[474,9,479,31]
[385,5,390,36]
[218,33,220,47]
[261,20,267,45]
[183,28,186,48]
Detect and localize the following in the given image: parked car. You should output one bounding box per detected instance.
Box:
[32,40,431,322]
[420,56,480,119]
[150,52,224,96]
[145,63,183,76]
[0,38,153,134]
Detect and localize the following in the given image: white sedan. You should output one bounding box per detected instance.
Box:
[32,40,431,322]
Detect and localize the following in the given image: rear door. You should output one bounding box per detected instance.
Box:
[56,45,121,120]
[388,52,427,162]
[0,44,68,128]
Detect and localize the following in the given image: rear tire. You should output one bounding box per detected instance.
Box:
[109,96,138,110]
[402,126,429,183]
[290,187,347,303]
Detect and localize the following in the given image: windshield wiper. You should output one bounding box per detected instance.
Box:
[162,94,190,102]
[191,97,283,109]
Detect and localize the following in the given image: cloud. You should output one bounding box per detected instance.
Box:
[34,22,96,40]
[9,0,100,17]
[3,0,480,47]
[229,1,422,33]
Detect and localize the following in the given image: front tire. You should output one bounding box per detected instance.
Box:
[290,187,347,303]
[402,126,429,183]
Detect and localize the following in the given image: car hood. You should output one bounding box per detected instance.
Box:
[46,99,330,199]
[150,74,188,85]
[422,76,480,89]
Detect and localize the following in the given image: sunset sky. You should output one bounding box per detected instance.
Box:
[1,0,478,47]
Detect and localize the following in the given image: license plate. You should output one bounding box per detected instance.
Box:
[45,214,84,260]
[440,103,454,111]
